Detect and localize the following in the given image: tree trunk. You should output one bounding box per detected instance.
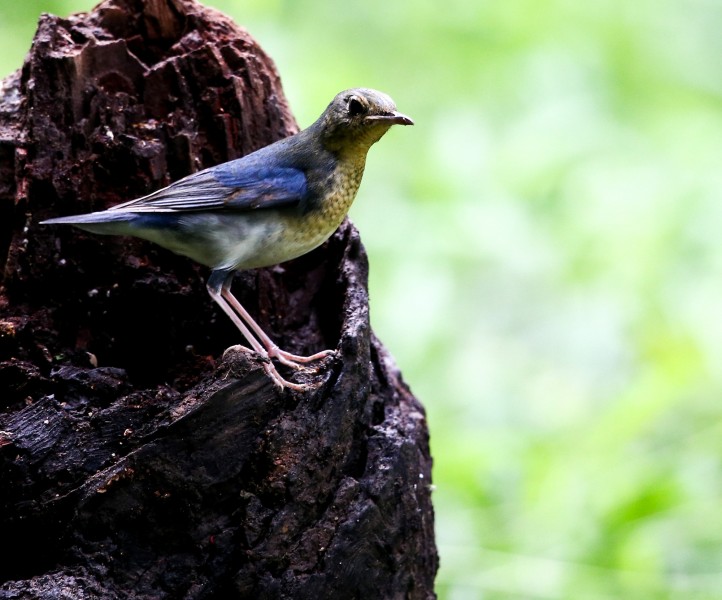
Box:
[0,0,437,598]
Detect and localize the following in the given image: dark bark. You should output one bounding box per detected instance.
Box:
[0,0,437,598]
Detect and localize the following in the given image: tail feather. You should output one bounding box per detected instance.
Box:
[40,210,138,236]
[40,211,134,226]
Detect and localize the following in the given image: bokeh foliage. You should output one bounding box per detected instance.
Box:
[3,1,722,597]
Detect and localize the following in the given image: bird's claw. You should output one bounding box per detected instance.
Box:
[269,347,337,371]
[263,363,313,392]
[224,344,331,391]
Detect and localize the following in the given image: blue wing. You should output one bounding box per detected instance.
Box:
[108,158,308,213]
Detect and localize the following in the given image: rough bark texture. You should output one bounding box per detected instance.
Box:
[0,0,437,598]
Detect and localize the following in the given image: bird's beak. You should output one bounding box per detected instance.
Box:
[367,111,414,126]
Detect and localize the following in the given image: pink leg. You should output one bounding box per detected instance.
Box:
[220,280,334,369]
[207,286,310,391]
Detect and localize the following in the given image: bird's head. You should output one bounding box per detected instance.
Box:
[314,88,413,154]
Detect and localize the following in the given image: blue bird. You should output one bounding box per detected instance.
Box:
[41,88,413,390]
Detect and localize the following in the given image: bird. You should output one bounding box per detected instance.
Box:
[40,88,413,391]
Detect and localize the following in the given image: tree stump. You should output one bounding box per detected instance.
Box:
[0,0,437,598]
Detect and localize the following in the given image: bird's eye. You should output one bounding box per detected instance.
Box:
[347,97,366,117]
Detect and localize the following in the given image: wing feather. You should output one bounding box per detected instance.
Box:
[108,160,308,213]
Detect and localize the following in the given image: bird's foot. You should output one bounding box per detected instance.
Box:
[262,362,320,392]
[223,344,328,391]
[268,347,336,370]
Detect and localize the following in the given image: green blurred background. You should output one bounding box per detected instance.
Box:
[4,1,722,597]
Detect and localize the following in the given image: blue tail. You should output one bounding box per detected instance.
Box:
[40,211,138,236]
[40,211,134,226]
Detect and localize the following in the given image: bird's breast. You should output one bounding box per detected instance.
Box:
[312,162,364,228]
[221,159,366,270]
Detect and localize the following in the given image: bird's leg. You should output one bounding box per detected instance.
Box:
[207,272,309,391]
[220,276,334,369]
